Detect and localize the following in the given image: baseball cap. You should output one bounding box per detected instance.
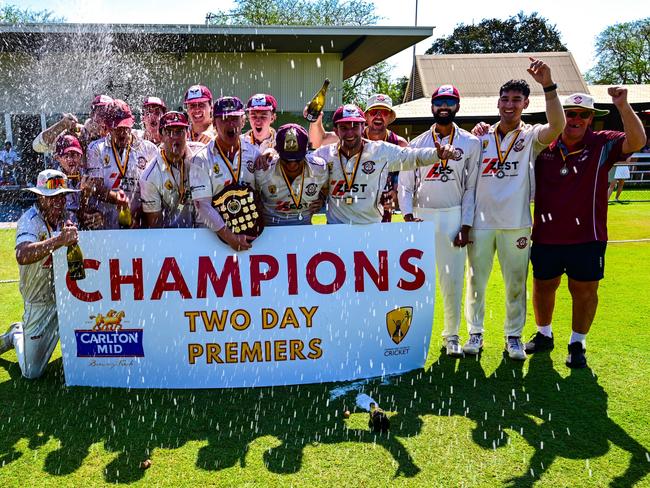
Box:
[213,96,245,117]
[143,96,167,111]
[431,85,461,102]
[25,169,79,197]
[275,124,308,162]
[107,99,135,129]
[365,94,396,124]
[246,93,278,112]
[563,93,609,117]
[184,84,213,104]
[159,111,190,133]
[91,94,113,108]
[55,135,83,156]
[332,104,366,125]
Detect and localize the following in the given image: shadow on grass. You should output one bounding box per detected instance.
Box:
[0,352,647,485]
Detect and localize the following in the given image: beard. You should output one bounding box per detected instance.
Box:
[433,110,457,125]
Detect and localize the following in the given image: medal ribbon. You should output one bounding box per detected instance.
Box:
[493,123,521,166]
[161,150,186,203]
[432,124,456,169]
[215,140,242,183]
[557,139,585,162]
[111,138,131,179]
[338,142,364,195]
[251,127,275,146]
[279,164,306,209]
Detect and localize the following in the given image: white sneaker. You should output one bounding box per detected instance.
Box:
[443,335,464,357]
[0,323,20,355]
[505,336,527,361]
[463,333,483,355]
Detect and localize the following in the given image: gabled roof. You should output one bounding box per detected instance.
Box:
[0,23,434,78]
[403,51,588,102]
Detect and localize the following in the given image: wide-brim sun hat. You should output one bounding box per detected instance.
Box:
[25,169,80,197]
[563,93,609,117]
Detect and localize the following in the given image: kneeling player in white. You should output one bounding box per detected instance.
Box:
[399,85,481,357]
[0,170,79,379]
[254,124,328,225]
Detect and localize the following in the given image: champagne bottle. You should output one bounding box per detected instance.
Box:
[118,205,132,228]
[305,79,330,122]
[67,243,85,281]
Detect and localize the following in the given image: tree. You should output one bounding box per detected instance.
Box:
[426,12,566,55]
[0,3,64,23]
[585,18,650,85]
[205,0,378,27]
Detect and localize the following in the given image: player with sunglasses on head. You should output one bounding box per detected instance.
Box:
[525,89,645,368]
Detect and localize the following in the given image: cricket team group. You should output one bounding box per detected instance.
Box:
[0,56,646,380]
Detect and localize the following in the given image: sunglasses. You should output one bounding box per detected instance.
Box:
[367,109,390,117]
[432,98,458,108]
[565,110,592,120]
[44,177,67,190]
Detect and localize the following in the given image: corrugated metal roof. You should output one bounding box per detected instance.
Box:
[403,52,588,102]
[587,85,650,104]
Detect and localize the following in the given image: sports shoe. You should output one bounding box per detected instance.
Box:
[0,323,20,355]
[524,332,554,353]
[505,336,527,361]
[463,333,483,355]
[443,335,464,357]
[566,342,587,369]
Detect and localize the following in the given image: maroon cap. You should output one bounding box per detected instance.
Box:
[159,111,189,133]
[213,96,245,117]
[246,93,278,112]
[275,124,308,162]
[107,99,135,129]
[91,94,113,108]
[143,96,167,111]
[431,85,461,101]
[332,104,366,125]
[55,134,83,156]
[184,85,213,104]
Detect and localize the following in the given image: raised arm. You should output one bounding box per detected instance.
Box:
[608,87,647,154]
[527,57,565,145]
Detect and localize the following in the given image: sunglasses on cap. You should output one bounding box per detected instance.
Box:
[432,98,458,107]
[565,110,592,120]
[44,177,68,190]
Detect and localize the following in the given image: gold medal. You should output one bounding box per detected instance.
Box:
[345,196,354,205]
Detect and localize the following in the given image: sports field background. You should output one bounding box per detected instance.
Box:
[0,193,649,486]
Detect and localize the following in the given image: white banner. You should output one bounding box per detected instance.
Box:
[53,223,436,388]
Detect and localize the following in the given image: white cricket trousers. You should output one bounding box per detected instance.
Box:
[12,301,59,379]
[465,228,531,337]
[413,206,466,338]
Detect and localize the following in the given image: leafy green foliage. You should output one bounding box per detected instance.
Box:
[585,18,650,84]
[342,63,408,106]
[426,11,566,55]
[0,3,64,23]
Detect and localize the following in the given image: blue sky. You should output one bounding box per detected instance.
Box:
[12,0,649,77]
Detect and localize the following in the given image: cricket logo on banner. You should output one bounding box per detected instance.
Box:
[75,310,144,358]
[386,307,413,345]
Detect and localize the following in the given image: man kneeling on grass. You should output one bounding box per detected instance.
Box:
[0,170,79,379]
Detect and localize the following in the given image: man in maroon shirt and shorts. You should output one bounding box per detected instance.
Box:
[526,89,646,368]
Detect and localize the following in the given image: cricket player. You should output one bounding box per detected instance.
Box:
[0,170,79,379]
[134,96,167,145]
[398,85,481,357]
[464,57,566,360]
[245,93,278,152]
[184,84,216,144]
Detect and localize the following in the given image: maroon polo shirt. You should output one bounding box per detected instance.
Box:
[532,129,627,244]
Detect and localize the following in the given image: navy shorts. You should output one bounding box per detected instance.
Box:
[531,241,607,282]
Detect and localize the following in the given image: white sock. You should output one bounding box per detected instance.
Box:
[569,331,586,347]
[537,325,553,338]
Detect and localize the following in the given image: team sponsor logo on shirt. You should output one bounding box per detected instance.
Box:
[330,180,368,197]
[423,163,454,182]
[327,161,334,172]
[362,160,376,174]
[164,180,174,191]
[512,139,525,152]
[481,158,520,179]
[103,155,111,167]
[482,140,489,150]
[212,163,221,175]
[305,182,319,196]
[516,236,528,249]
[246,160,255,173]
[75,310,144,358]
[137,156,148,170]
[268,184,277,195]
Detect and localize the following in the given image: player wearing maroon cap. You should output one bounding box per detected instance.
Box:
[140,112,204,228]
[398,85,481,357]
[135,96,166,145]
[184,84,216,144]
[245,93,278,152]
[525,89,645,368]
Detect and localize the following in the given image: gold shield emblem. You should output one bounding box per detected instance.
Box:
[386,307,413,345]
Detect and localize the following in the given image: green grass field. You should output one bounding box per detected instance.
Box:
[1,195,649,487]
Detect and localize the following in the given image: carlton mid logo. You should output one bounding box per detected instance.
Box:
[386,306,413,345]
[75,311,144,358]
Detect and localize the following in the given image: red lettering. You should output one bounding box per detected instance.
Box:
[354,250,388,292]
[150,257,191,300]
[196,256,243,298]
[287,253,298,295]
[306,252,346,294]
[109,258,144,301]
[249,254,279,297]
[397,248,425,291]
[67,259,102,302]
